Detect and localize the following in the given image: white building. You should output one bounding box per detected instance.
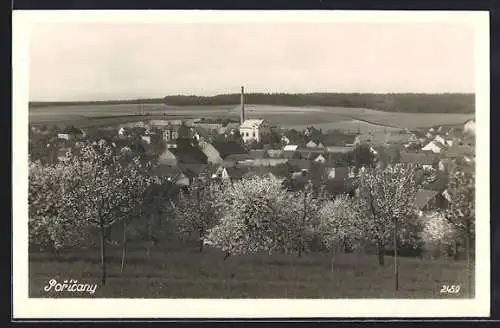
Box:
[433,135,446,145]
[463,119,475,136]
[283,144,298,152]
[422,140,446,154]
[239,119,271,143]
[313,154,327,163]
[57,133,72,141]
[306,140,318,148]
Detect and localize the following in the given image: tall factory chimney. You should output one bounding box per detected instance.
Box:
[240,86,245,124]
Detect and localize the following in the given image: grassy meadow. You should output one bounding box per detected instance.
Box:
[29,103,474,131]
[29,241,473,299]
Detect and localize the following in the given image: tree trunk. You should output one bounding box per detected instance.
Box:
[453,241,460,261]
[199,230,204,252]
[393,219,399,293]
[120,222,127,274]
[377,242,385,266]
[99,224,107,285]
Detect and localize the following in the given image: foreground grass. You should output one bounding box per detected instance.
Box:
[29,243,473,298]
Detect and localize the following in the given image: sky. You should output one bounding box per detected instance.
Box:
[29,22,475,101]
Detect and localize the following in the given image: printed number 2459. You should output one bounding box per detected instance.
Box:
[440,285,461,294]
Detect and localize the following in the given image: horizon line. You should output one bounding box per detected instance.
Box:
[29,91,475,103]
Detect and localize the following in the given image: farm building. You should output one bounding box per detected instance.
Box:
[325,146,353,154]
[193,122,224,131]
[313,154,327,164]
[198,141,224,165]
[212,140,248,160]
[400,152,439,170]
[149,165,190,186]
[170,145,208,165]
[157,148,178,166]
[353,132,412,147]
[149,120,172,127]
[433,135,446,145]
[57,133,72,141]
[283,144,299,151]
[422,140,446,154]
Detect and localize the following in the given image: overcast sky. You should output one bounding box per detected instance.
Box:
[29,22,475,101]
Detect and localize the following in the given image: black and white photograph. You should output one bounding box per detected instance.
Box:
[12,10,490,318]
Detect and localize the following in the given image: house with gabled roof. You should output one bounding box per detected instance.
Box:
[422,140,446,154]
[212,140,248,160]
[170,145,208,165]
[414,189,440,212]
[149,164,190,186]
[198,141,223,165]
[248,149,267,159]
[313,153,327,164]
[306,140,318,148]
[157,148,178,166]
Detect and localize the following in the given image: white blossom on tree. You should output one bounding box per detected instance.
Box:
[206,175,296,258]
[420,211,457,259]
[353,164,421,267]
[173,177,221,252]
[30,141,152,284]
[319,194,362,254]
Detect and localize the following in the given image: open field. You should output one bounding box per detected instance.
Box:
[29,103,474,131]
[29,242,473,298]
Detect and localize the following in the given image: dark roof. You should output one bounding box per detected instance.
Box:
[177,124,190,138]
[249,150,267,159]
[170,145,208,164]
[212,141,248,159]
[297,148,325,154]
[193,126,211,138]
[414,189,439,210]
[282,150,299,159]
[178,163,208,177]
[400,152,438,165]
[410,130,428,139]
[287,159,311,171]
[225,153,253,161]
[62,126,83,134]
[226,166,251,179]
[149,164,182,178]
[423,175,449,192]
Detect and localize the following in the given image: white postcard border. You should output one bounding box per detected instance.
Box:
[12,10,490,319]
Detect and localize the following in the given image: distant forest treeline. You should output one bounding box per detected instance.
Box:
[30,93,475,114]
